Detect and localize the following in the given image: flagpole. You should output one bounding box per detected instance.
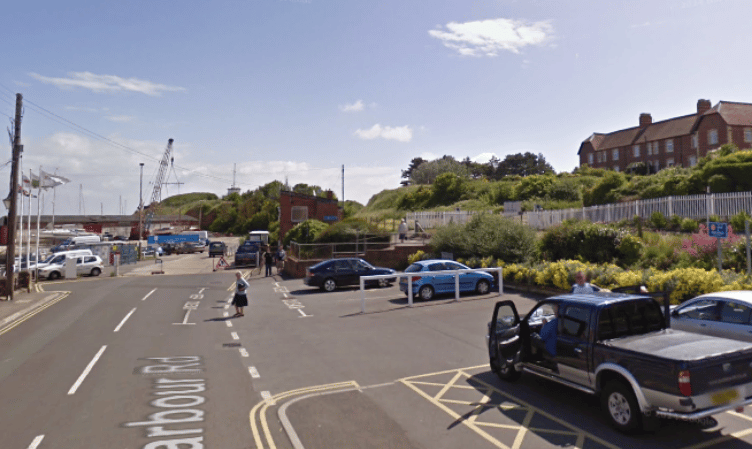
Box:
[18,161,24,269]
[35,166,42,282]
[27,169,32,274]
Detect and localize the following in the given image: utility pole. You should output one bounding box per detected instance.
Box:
[139,162,144,256]
[5,94,23,300]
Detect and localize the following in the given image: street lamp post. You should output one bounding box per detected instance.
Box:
[138,163,144,258]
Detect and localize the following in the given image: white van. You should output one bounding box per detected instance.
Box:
[51,235,101,252]
[36,249,94,269]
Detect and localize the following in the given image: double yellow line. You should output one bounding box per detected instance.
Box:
[0,291,70,337]
[249,381,359,449]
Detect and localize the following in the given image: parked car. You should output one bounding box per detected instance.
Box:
[489,292,752,433]
[39,255,104,280]
[671,291,752,342]
[235,241,260,267]
[304,258,396,292]
[175,242,205,254]
[208,241,226,258]
[141,245,163,257]
[399,259,494,300]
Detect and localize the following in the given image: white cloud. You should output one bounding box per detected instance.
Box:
[354,124,413,142]
[429,18,554,57]
[339,100,365,112]
[106,115,135,123]
[471,152,498,163]
[29,71,186,96]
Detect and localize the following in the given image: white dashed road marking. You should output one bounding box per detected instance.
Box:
[26,435,44,449]
[239,348,249,357]
[226,321,233,328]
[231,332,239,340]
[141,288,157,301]
[249,366,260,378]
[113,308,137,332]
[68,345,107,395]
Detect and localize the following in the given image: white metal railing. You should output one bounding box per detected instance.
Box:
[359,268,503,313]
[406,211,491,230]
[520,191,752,230]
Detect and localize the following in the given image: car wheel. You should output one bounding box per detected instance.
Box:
[48,271,61,280]
[90,267,101,276]
[419,285,434,300]
[322,278,337,292]
[476,279,491,295]
[378,278,389,288]
[602,380,641,433]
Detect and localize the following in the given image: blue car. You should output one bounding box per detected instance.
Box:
[399,259,495,300]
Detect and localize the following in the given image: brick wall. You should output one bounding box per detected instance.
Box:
[279,191,341,242]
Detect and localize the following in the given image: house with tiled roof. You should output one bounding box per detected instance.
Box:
[578,99,752,172]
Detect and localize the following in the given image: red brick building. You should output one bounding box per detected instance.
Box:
[579,99,752,172]
[278,190,341,242]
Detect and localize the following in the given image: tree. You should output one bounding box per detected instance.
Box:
[493,152,554,179]
[401,157,426,186]
[410,156,470,184]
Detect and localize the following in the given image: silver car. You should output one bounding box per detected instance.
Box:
[39,255,104,280]
[671,291,752,342]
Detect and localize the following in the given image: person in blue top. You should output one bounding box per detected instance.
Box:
[232,271,250,317]
[532,303,559,360]
[571,271,602,294]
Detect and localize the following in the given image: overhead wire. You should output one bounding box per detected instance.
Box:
[0,80,342,193]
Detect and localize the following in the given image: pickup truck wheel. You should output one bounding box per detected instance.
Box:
[419,285,434,301]
[495,358,521,381]
[602,381,640,433]
[322,278,337,292]
[476,279,491,295]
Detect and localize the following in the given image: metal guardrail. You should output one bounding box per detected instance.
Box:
[359,267,504,313]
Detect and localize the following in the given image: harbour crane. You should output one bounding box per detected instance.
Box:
[143,138,175,235]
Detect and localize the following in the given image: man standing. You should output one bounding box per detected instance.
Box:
[263,247,274,277]
[571,271,602,294]
[398,219,408,243]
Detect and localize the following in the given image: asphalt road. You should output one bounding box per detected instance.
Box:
[3,261,752,449]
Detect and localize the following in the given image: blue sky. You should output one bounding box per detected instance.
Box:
[0,0,748,215]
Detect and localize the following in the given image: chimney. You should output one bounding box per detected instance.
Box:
[697,99,711,115]
[639,113,652,128]
[326,190,333,200]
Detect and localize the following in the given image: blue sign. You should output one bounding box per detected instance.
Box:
[708,222,728,239]
[148,234,200,244]
[323,215,339,222]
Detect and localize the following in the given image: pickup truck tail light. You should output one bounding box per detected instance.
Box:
[305,270,311,278]
[678,370,692,396]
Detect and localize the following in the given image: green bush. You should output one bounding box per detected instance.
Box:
[681,218,699,233]
[315,218,388,244]
[539,220,624,264]
[669,215,683,231]
[430,214,537,263]
[283,219,329,246]
[730,211,752,235]
[617,234,643,266]
[649,211,668,230]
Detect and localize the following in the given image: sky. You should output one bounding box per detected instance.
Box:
[0,0,749,216]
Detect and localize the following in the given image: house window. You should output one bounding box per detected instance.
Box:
[633,145,640,157]
[745,128,752,143]
[612,149,619,160]
[692,134,698,148]
[291,206,308,223]
[666,139,673,153]
[689,156,697,167]
[708,129,718,145]
[614,165,620,172]
[647,143,652,156]
[667,158,675,167]
[588,153,593,165]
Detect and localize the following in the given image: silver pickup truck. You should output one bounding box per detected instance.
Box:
[488,292,752,433]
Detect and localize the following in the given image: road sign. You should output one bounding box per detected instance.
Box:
[708,222,728,239]
[215,256,230,270]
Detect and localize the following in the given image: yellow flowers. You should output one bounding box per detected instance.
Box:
[501,260,752,304]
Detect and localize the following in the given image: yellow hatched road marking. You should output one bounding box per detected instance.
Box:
[401,366,622,449]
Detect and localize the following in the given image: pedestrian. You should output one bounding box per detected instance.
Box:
[571,271,602,294]
[276,245,286,274]
[232,271,249,317]
[263,247,274,277]
[398,218,408,243]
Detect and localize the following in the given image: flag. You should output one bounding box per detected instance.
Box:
[37,169,71,190]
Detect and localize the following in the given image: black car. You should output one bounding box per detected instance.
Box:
[304,258,396,292]
[208,241,226,258]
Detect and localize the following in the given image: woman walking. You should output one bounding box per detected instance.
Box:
[232,271,250,317]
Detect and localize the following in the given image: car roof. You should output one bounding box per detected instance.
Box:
[691,290,752,304]
[545,292,655,307]
[411,259,459,266]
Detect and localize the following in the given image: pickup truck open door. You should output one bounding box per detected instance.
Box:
[489,300,522,380]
